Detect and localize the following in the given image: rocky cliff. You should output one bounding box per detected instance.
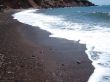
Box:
[2,0,95,9]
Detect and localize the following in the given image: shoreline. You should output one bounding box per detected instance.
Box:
[0,10,94,82]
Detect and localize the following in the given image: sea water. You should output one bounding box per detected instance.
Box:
[13,5,110,82]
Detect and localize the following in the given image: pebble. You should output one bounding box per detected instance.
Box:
[15,80,20,82]
[76,61,81,64]
[61,64,64,66]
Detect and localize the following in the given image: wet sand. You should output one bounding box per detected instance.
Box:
[0,10,94,82]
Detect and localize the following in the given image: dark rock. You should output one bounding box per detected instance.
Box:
[76,61,81,64]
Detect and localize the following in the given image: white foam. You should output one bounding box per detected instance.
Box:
[13,9,110,82]
[108,12,110,16]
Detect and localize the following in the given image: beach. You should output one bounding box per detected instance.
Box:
[0,10,94,82]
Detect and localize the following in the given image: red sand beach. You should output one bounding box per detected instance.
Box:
[0,10,94,82]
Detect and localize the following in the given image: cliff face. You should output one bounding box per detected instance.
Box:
[2,0,95,9]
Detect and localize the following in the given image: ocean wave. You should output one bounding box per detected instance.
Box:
[87,12,110,20]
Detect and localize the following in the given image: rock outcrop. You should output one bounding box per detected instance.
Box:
[2,0,95,9]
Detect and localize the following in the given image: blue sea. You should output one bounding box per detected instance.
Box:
[13,5,110,82]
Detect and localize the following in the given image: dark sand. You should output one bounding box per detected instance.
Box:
[0,10,94,82]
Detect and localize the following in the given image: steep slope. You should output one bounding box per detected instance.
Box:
[3,0,95,9]
[27,0,39,8]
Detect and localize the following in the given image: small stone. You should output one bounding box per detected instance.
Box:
[46,80,48,82]
[7,71,13,74]
[24,58,27,60]
[39,50,43,54]
[32,55,35,57]
[15,80,20,82]
[37,63,40,66]
[76,61,81,64]
[21,65,24,67]
[61,64,64,66]
[0,80,3,82]
[49,48,52,50]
